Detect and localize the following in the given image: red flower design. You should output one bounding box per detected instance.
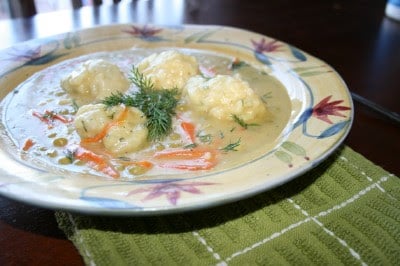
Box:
[126,181,216,205]
[122,25,162,38]
[312,96,351,124]
[251,38,283,53]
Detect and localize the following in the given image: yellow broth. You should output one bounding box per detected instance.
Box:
[2,48,291,180]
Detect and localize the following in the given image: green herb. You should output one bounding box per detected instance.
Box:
[81,120,88,132]
[102,66,180,141]
[64,149,75,163]
[197,132,212,144]
[220,138,241,152]
[71,100,79,112]
[261,92,272,103]
[183,143,198,149]
[129,67,154,91]
[232,114,259,129]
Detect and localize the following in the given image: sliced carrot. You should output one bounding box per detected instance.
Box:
[81,105,128,144]
[44,110,71,123]
[135,160,154,169]
[120,159,154,169]
[22,138,35,151]
[180,121,196,143]
[81,120,124,143]
[72,145,119,178]
[32,110,71,128]
[32,111,53,128]
[154,147,218,171]
[154,148,213,160]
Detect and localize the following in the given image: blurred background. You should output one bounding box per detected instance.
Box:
[0,0,130,19]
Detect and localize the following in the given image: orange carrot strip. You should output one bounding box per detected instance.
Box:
[32,110,71,126]
[22,138,35,151]
[74,146,119,178]
[121,160,154,169]
[181,121,196,143]
[81,106,128,144]
[135,160,154,169]
[44,110,70,123]
[155,147,218,171]
[81,120,124,143]
[154,148,212,160]
[32,111,53,128]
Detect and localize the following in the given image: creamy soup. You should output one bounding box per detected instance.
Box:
[1,48,291,180]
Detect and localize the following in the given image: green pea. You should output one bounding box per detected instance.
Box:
[169,143,182,148]
[46,150,58,158]
[170,133,181,140]
[73,160,85,166]
[53,138,68,147]
[115,165,126,171]
[58,157,72,165]
[48,132,57,138]
[128,165,147,175]
[155,143,165,151]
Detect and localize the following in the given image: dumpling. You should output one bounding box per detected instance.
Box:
[137,50,199,90]
[61,59,129,105]
[74,103,148,154]
[184,74,268,122]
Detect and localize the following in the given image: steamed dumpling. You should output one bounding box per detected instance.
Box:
[74,103,148,154]
[61,59,129,105]
[184,74,268,122]
[137,50,199,90]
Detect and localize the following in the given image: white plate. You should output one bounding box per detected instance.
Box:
[0,24,353,215]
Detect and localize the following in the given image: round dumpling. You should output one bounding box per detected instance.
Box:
[103,107,148,155]
[61,59,129,105]
[74,103,148,154]
[137,50,199,90]
[184,74,268,122]
[74,104,114,139]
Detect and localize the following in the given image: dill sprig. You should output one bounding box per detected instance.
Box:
[102,66,180,141]
[220,138,241,152]
[129,67,154,91]
[232,114,259,129]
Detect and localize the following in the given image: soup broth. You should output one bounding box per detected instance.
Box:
[2,48,291,180]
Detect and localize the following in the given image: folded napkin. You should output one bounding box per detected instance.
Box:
[56,146,399,265]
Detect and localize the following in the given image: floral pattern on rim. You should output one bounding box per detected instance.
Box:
[251,38,283,53]
[0,40,62,78]
[126,181,217,205]
[312,96,351,124]
[122,25,163,41]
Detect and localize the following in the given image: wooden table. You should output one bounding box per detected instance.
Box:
[0,1,399,264]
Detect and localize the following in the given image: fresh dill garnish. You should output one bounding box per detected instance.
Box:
[64,149,75,163]
[220,138,241,152]
[102,66,180,141]
[261,92,272,103]
[232,114,259,129]
[183,143,198,149]
[72,100,79,113]
[197,132,212,144]
[129,67,154,91]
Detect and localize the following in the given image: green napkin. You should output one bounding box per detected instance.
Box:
[56,146,400,265]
